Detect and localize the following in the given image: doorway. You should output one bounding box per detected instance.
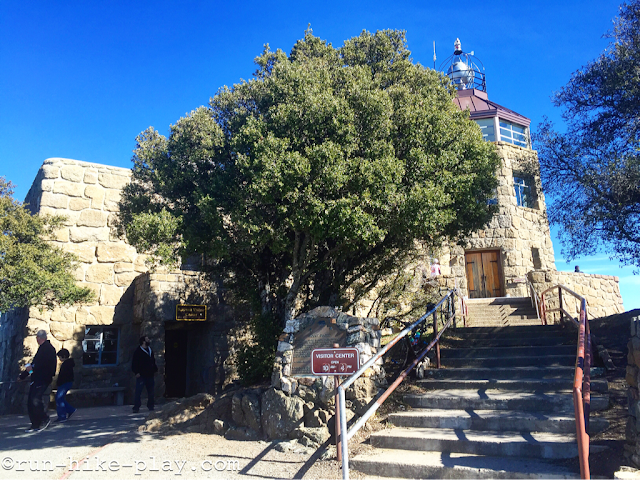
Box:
[465,250,502,298]
[164,329,188,398]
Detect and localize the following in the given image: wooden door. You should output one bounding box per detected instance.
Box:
[465,250,502,298]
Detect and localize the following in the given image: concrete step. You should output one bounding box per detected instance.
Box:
[442,354,576,368]
[442,335,571,347]
[465,297,533,306]
[403,389,609,412]
[451,325,564,337]
[369,427,585,459]
[351,449,580,478]
[415,377,608,393]
[442,345,576,358]
[388,408,610,434]
[423,366,577,380]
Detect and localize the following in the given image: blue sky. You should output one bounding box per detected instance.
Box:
[1,1,637,310]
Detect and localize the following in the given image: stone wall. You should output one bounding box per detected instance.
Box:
[0,158,245,414]
[223,307,384,444]
[132,272,249,397]
[624,315,640,467]
[528,269,624,319]
[440,143,556,298]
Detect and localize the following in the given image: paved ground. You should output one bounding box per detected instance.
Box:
[0,406,356,480]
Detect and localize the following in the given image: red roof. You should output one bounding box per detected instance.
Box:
[453,89,531,127]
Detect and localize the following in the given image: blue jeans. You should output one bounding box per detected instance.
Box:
[55,382,76,420]
[133,376,154,411]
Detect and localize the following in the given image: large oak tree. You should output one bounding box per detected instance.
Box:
[118,29,499,324]
[535,1,640,269]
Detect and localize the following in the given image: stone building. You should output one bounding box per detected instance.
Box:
[0,41,625,414]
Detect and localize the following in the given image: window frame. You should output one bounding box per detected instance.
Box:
[513,174,535,209]
[82,326,120,367]
[499,120,529,148]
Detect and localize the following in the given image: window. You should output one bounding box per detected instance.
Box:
[513,175,535,208]
[474,118,496,142]
[499,121,529,148]
[83,326,119,366]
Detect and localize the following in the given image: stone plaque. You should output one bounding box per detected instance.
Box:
[291,318,347,376]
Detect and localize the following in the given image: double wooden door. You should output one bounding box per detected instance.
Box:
[465,250,502,298]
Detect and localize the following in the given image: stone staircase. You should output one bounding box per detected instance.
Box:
[350,322,610,479]
[466,297,540,327]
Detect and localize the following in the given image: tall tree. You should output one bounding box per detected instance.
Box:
[0,177,94,312]
[535,1,640,269]
[119,29,499,324]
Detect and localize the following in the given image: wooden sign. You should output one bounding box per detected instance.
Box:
[176,304,207,321]
[311,348,359,376]
[291,318,347,376]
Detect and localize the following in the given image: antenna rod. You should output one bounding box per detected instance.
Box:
[433,41,436,69]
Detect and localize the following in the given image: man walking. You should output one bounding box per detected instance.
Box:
[19,330,57,433]
[131,335,157,413]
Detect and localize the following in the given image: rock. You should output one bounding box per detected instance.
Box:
[261,388,305,440]
[225,426,260,441]
[290,426,331,445]
[232,390,262,433]
[346,377,377,401]
[213,419,227,435]
[274,440,298,453]
[281,377,298,395]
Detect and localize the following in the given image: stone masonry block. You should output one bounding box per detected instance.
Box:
[84,171,98,184]
[68,198,92,211]
[53,181,84,197]
[98,173,130,190]
[69,227,110,243]
[115,271,139,287]
[40,192,68,209]
[96,243,136,263]
[60,165,85,182]
[42,165,60,179]
[100,285,123,306]
[86,264,114,284]
[114,262,134,273]
[87,306,115,325]
[49,321,75,341]
[84,185,105,202]
[77,210,109,228]
[64,243,96,263]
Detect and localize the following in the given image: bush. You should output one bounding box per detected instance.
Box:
[236,312,281,385]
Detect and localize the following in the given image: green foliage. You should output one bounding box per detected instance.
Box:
[235,312,281,385]
[534,1,640,269]
[119,29,499,323]
[0,177,94,312]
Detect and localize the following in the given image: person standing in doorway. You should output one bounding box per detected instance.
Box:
[54,348,76,422]
[18,330,57,433]
[131,336,157,413]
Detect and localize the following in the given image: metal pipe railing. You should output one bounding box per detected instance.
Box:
[337,289,463,480]
[525,278,542,324]
[541,284,591,479]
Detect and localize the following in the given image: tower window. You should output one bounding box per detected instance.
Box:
[499,121,529,148]
[513,175,535,208]
[474,118,496,142]
[83,326,119,366]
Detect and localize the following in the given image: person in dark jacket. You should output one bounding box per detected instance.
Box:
[18,330,57,433]
[131,335,158,413]
[54,349,76,422]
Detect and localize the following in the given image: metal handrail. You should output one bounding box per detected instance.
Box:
[337,289,464,480]
[525,278,542,324]
[541,284,591,479]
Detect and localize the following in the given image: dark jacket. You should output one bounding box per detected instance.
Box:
[57,358,75,386]
[131,346,158,377]
[31,340,57,385]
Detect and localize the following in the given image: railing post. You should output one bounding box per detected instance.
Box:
[558,286,564,324]
[339,386,349,480]
[433,309,440,369]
